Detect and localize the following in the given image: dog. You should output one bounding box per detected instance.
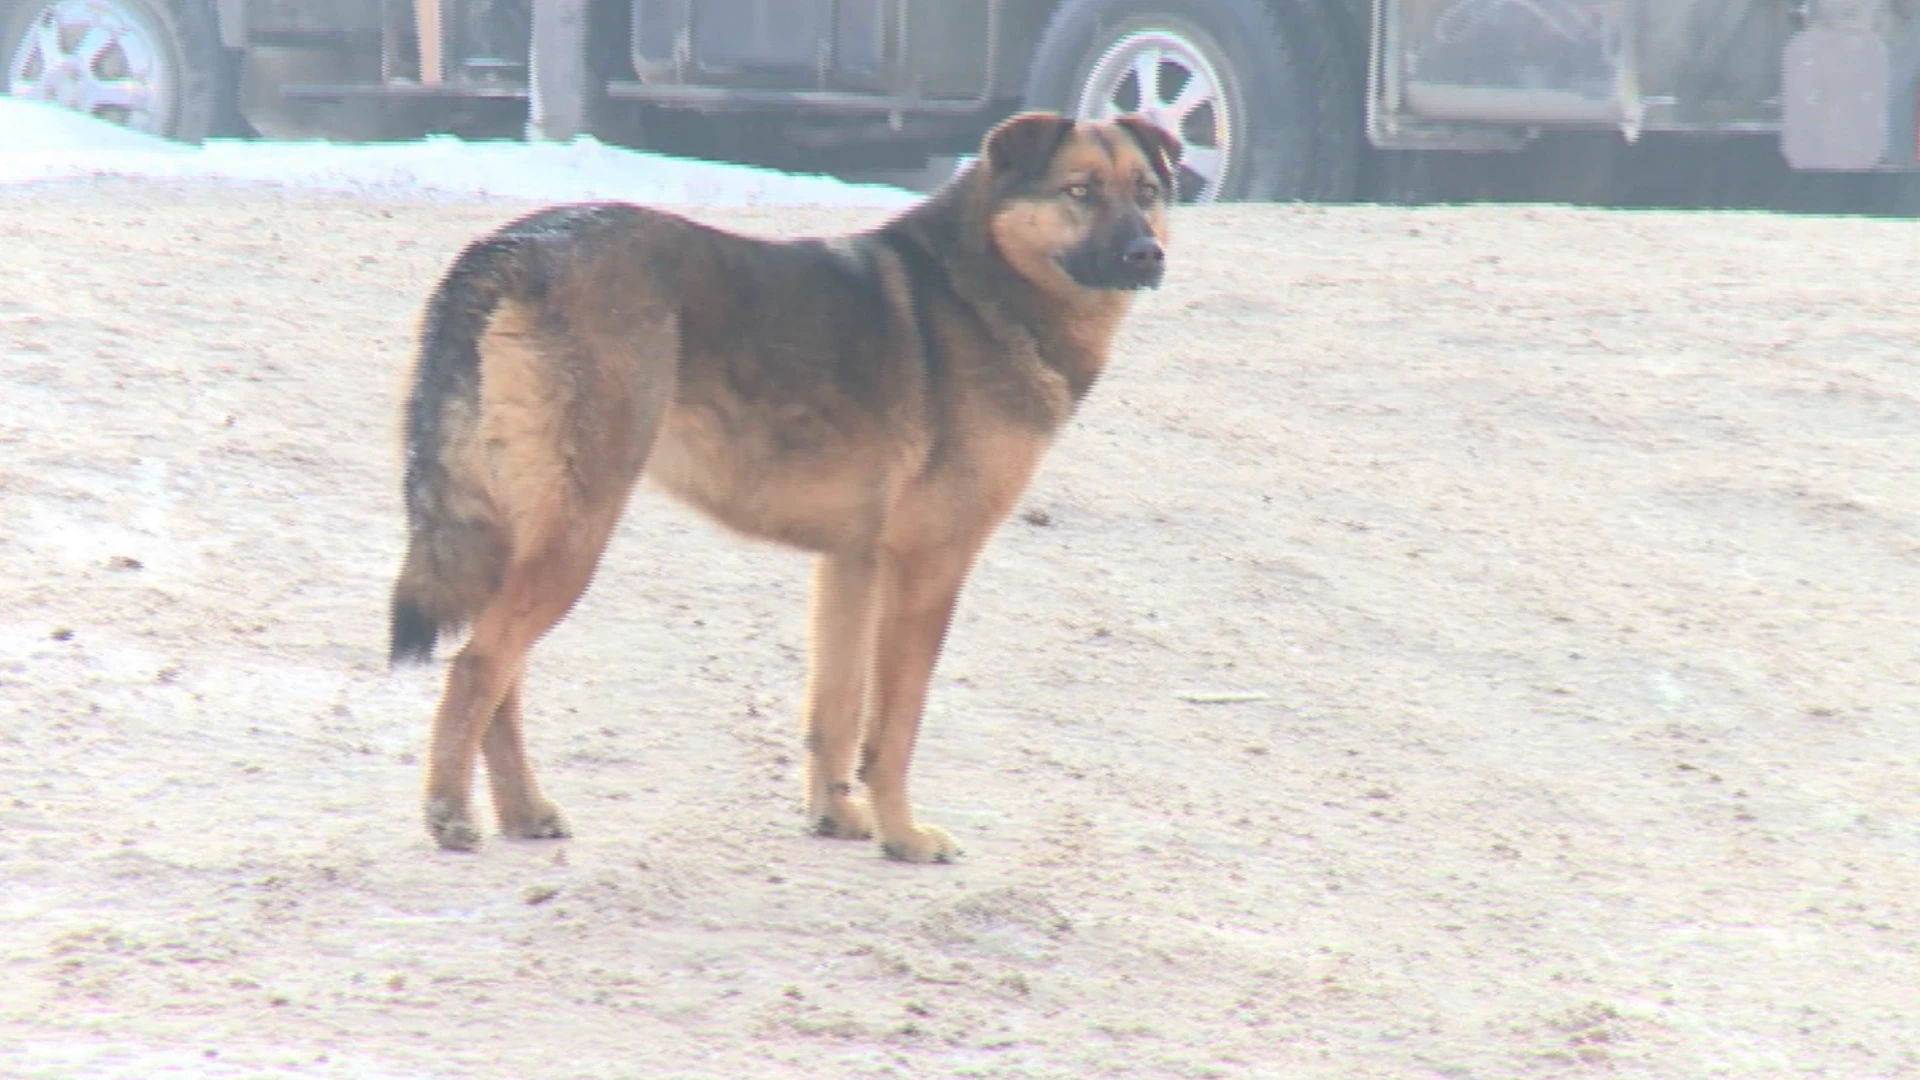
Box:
[387,111,1176,862]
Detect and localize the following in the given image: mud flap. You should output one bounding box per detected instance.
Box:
[1781,27,1920,171]
[528,0,590,141]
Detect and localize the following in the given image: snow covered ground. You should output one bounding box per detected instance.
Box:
[0,98,918,207]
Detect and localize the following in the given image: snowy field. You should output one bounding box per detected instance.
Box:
[0,98,917,207]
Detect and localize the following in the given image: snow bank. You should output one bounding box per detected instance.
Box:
[0,98,917,207]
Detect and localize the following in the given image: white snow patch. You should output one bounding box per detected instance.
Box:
[0,98,918,207]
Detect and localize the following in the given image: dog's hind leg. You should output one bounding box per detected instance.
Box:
[483,677,570,838]
[418,296,675,851]
[803,551,881,840]
[424,529,623,850]
[422,612,525,852]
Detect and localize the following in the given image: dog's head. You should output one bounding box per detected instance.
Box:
[981,112,1177,294]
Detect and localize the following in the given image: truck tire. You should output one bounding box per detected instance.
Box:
[1,0,231,143]
[1021,0,1352,202]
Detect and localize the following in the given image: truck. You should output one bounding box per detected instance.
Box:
[5,0,1918,210]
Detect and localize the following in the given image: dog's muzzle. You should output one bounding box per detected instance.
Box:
[1063,231,1167,291]
[1120,235,1166,289]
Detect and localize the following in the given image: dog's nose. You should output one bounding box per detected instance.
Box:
[1122,235,1164,269]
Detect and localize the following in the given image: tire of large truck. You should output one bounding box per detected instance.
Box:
[0,0,232,143]
[1022,0,1355,202]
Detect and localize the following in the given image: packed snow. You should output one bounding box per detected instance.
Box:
[0,98,918,207]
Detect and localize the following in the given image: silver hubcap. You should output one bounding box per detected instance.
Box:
[6,0,174,135]
[1074,29,1232,203]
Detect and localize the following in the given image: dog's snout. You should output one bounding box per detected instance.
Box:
[1122,235,1164,269]
[1060,223,1167,290]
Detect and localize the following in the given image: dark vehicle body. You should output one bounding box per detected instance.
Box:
[7,0,1920,208]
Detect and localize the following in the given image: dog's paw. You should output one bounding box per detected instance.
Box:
[500,796,572,840]
[426,798,483,852]
[812,795,875,840]
[880,822,961,864]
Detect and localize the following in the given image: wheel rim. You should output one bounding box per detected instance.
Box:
[1073,29,1233,203]
[6,0,177,136]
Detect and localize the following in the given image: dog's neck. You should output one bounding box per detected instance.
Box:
[1045,292,1132,403]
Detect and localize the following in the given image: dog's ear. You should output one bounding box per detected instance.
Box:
[985,112,1075,179]
[1113,116,1182,191]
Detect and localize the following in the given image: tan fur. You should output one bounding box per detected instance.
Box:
[388,113,1175,862]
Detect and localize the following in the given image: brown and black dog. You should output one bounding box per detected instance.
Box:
[387,111,1176,861]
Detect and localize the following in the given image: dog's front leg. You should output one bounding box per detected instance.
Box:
[802,551,881,839]
[862,544,975,863]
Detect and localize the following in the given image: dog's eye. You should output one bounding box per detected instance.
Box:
[1139,181,1162,203]
[1063,183,1092,201]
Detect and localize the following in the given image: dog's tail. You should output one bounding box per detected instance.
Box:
[388,234,524,666]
